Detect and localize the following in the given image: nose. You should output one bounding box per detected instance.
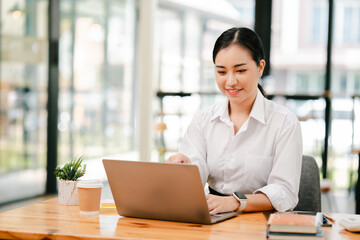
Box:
[227,72,237,86]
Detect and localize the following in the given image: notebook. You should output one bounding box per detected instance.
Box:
[266,226,324,240]
[102,159,238,224]
[267,212,319,233]
[266,212,324,239]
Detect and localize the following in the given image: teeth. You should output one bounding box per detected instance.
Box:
[228,89,239,92]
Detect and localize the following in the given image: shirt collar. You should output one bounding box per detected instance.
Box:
[211,98,229,122]
[249,89,266,125]
[211,89,266,125]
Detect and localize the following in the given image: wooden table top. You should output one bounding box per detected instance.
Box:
[0,198,359,240]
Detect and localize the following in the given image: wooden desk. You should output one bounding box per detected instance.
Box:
[0,198,359,240]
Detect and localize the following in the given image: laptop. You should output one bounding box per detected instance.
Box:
[102,159,238,224]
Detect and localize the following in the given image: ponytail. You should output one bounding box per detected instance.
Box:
[257,84,266,97]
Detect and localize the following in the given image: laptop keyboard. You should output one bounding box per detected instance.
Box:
[210,212,238,223]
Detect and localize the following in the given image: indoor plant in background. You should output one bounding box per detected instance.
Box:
[54,155,86,205]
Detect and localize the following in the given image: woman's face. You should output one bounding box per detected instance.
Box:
[214,44,265,107]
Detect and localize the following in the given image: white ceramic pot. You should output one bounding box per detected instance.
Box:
[58,179,79,205]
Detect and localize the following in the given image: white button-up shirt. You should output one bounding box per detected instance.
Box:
[179,90,303,212]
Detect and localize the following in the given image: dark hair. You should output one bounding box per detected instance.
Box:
[212,27,266,96]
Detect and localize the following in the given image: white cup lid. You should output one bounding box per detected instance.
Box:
[77,179,103,188]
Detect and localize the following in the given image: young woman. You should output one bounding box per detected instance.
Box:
[167,27,303,215]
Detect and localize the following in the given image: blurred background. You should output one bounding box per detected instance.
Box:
[1,0,360,213]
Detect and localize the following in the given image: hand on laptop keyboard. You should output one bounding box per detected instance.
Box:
[166,153,191,164]
[207,194,239,215]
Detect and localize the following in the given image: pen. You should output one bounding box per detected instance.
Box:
[323,213,336,223]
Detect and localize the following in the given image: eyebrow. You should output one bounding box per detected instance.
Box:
[215,63,247,68]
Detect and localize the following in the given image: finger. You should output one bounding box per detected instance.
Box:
[166,155,181,163]
[177,154,190,163]
[176,158,185,163]
[184,156,190,163]
[166,156,174,162]
[210,208,219,215]
[206,195,217,211]
[206,194,216,206]
[207,200,215,211]
[208,205,215,212]
[176,157,188,164]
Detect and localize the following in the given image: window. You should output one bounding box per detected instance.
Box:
[0,0,49,204]
[312,4,327,44]
[355,74,360,93]
[157,9,182,92]
[269,0,329,167]
[58,0,136,165]
[269,0,328,95]
[331,0,360,189]
[343,6,360,44]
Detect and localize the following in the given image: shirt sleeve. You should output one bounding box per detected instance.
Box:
[179,111,210,187]
[254,117,303,212]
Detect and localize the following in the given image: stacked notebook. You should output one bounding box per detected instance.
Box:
[266,212,324,239]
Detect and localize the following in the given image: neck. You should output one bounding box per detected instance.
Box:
[228,91,257,117]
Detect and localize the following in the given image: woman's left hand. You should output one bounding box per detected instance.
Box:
[206,194,240,215]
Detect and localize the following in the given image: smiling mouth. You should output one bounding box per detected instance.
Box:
[226,89,242,95]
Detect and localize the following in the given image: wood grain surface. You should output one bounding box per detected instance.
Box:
[0,198,359,239]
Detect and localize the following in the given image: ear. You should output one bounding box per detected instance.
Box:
[258,59,266,77]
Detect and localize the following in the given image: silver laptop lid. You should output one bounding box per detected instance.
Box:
[103,159,213,224]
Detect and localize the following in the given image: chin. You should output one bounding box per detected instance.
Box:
[228,97,246,105]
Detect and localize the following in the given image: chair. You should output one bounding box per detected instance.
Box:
[293,155,321,212]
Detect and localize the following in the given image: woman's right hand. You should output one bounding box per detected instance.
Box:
[166,153,191,164]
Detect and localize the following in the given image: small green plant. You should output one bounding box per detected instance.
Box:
[54,155,86,181]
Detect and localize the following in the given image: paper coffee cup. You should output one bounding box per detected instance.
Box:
[77,179,103,215]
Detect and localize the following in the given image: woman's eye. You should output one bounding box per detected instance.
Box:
[217,71,226,75]
[237,69,246,73]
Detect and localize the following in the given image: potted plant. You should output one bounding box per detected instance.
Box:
[54,155,86,205]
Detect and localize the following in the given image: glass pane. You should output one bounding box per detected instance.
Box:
[58,0,136,166]
[158,9,182,92]
[329,98,354,188]
[268,0,328,167]
[333,0,360,97]
[331,0,360,191]
[272,97,326,165]
[183,13,201,93]
[268,0,328,95]
[0,0,48,203]
[353,97,360,148]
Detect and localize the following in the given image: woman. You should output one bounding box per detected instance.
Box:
[167,27,302,215]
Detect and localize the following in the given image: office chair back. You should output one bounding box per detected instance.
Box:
[293,155,321,212]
